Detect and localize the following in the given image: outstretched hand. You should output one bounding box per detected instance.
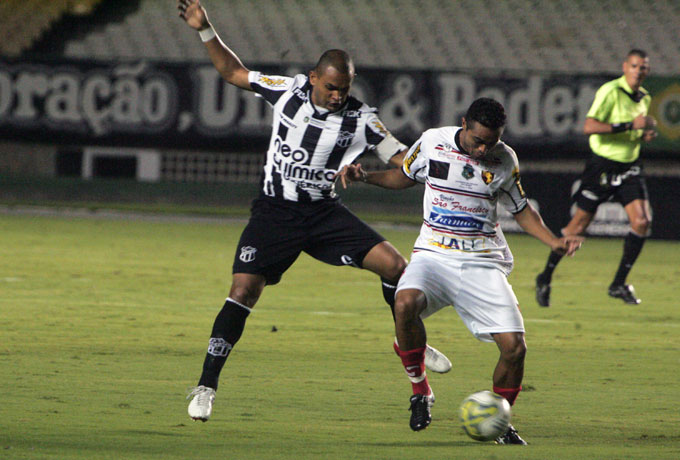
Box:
[334,164,367,189]
[552,235,584,257]
[177,0,209,30]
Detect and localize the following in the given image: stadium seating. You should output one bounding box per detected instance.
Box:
[0,0,101,56]
[47,0,680,75]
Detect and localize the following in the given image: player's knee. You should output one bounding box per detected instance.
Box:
[393,297,420,323]
[631,215,651,235]
[501,337,527,364]
[383,256,407,282]
[228,284,263,307]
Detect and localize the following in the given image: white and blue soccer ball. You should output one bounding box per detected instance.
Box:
[459,390,511,441]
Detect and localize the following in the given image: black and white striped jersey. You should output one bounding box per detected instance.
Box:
[248,71,404,202]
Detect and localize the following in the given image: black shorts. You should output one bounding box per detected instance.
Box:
[573,154,649,214]
[232,195,386,285]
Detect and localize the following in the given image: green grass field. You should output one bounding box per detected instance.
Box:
[1,212,679,460]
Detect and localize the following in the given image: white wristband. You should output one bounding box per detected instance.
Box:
[199,26,216,42]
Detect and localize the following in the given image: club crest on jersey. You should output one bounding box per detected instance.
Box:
[462,164,475,180]
[239,246,257,263]
[481,170,495,185]
[336,131,355,148]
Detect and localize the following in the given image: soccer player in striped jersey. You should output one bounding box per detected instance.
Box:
[177,0,451,422]
[337,98,583,442]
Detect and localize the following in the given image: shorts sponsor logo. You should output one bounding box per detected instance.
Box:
[207,338,232,357]
[462,164,475,180]
[341,255,358,267]
[239,246,257,263]
[581,189,599,201]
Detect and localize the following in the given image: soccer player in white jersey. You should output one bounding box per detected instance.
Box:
[177,0,451,422]
[337,98,583,443]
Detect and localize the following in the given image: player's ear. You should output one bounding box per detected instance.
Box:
[461,117,467,130]
[309,70,318,85]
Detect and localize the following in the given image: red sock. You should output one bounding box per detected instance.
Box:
[394,342,430,395]
[493,385,522,406]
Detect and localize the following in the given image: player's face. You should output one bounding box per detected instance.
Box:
[309,66,353,112]
[460,118,503,160]
[623,55,650,90]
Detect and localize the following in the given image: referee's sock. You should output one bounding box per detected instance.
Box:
[611,231,646,287]
[197,298,251,390]
[539,250,564,283]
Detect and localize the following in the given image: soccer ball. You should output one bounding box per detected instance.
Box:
[459,391,511,441]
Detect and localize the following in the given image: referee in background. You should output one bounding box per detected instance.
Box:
[536,49,657,307]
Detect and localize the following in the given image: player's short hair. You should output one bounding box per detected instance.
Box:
[465,98,507,130]
[314,49,355,76]
[627,49,648,60]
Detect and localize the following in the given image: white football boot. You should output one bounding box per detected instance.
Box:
[187,385,216,421]
[395,338,452,373]
[424,344,452,373]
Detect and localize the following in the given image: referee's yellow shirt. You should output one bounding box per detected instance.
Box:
[586,75,651,163]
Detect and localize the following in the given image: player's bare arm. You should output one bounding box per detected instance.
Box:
[177,0,251,90]
[513,203,583,256]
[583,114,656,135]
[335,164,415,190]
[387,148,408,168]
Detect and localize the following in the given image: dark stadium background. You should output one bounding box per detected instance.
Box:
[1,0,678,238]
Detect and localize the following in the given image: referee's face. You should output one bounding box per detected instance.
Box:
[623,55,650,91]
[310,66,354,112]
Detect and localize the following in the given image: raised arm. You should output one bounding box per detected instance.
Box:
[513,203,583,256]
[177,0,251,90]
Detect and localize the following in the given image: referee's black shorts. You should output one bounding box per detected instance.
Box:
[232,195,386,285]
[573,154,649,214]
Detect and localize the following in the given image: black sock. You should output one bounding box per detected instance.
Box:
[198,298,251,390]
[612,232,645,287]
[539,251,564,284]
[381,276,398,321]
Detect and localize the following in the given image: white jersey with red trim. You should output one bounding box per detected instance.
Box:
[401,126,528,274]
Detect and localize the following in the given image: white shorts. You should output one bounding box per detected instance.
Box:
[397,250,525,342]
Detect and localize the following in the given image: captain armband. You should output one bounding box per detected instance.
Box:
[611,121,633,133]
[375,133,407,163]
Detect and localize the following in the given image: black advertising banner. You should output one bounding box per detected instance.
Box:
[1,56,677,157]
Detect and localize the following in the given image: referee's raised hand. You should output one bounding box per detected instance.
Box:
[177,0,209,30]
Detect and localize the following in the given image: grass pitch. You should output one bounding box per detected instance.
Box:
[1,212,678,460]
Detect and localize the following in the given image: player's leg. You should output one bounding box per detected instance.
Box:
[392,288,434,431]
[536,207,594,307]
[308,205,451,373]
[454,264,527,444]
[392,252,453,431]
[491,332,527,445]
[608,198,651,304]
[188,274,264,421]
[189,197,303,421]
